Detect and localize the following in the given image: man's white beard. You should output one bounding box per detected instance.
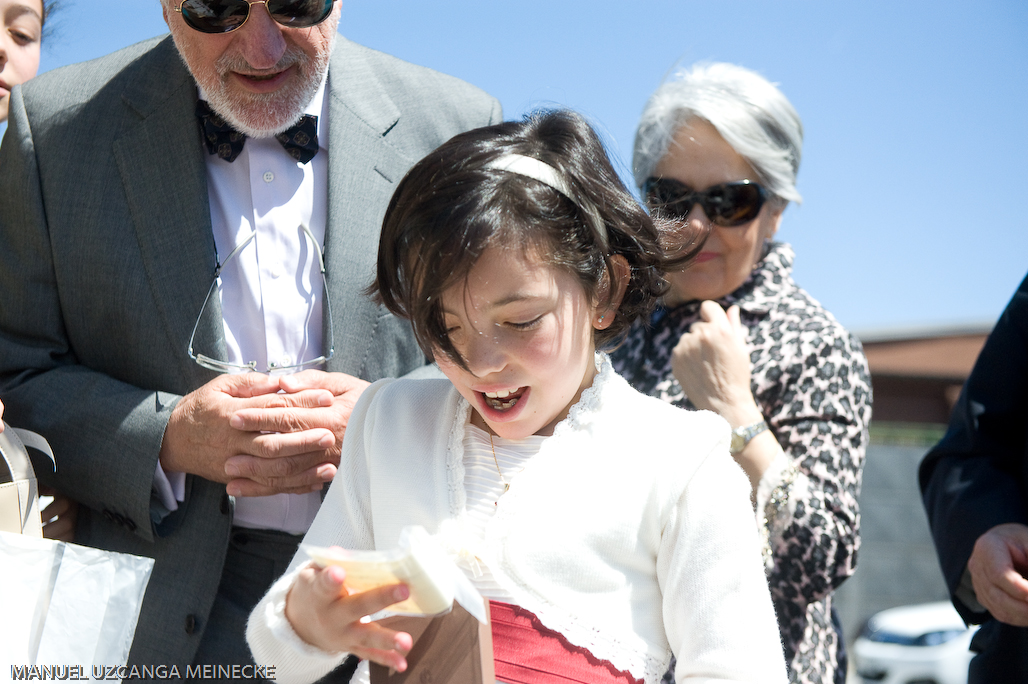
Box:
[189,39,332,139]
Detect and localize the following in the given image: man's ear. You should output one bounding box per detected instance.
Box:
[594,255,630,331]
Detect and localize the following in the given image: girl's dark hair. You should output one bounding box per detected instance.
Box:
[371,109,705,368]
[42,1,61,39]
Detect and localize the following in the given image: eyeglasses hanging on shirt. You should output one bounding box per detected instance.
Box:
[188,224,335,374]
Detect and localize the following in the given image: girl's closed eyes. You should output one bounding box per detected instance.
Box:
[507,316,543,331]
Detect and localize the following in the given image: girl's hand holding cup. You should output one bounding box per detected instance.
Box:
[285,557,413,671]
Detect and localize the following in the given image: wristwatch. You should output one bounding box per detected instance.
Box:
[730,420,769,455]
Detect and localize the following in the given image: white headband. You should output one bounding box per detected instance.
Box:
[484,154,609,252]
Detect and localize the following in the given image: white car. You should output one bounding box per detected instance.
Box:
[852,601,978,684]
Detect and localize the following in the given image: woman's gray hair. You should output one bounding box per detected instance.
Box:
[633,62,803,206]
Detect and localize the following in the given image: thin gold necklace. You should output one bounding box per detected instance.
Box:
[489,432,510,506]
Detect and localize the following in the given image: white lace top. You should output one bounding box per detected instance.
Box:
[247,355,788,683]
[454,424,543,602]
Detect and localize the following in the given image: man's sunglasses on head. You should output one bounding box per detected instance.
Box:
[175,0,335,34]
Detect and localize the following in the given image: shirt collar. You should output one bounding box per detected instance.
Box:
[722,241,795,315]
[658,241,796,320]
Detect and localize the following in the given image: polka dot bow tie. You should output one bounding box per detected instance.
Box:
[195,100,319,164]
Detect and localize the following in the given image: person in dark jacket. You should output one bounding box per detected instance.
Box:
[920,271,1028,684]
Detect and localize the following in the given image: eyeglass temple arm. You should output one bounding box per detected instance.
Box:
[299,224,335,360]
[188,226,334,366]
[188,230,257,362]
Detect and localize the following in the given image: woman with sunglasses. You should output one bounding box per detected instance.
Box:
[612,62,872,684]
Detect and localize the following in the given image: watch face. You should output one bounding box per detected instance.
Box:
[730,420,767,454]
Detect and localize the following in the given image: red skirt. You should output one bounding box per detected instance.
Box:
[489,601,644,684]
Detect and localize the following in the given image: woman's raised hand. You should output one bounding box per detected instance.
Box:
[285,560,414,671]
[670,301,763,427]
[671,301,780,491]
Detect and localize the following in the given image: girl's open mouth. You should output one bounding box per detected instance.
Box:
[482,387,527,411]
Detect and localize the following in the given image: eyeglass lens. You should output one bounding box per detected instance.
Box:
[645,179,765,227]
[179,0,334,34]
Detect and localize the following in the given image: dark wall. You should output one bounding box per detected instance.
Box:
[834,443,950,646]
[869,375,962,424]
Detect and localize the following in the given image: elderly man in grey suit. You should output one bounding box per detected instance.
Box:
[0,0,500,671]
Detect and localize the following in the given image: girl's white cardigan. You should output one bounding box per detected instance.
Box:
[248,358,787,683]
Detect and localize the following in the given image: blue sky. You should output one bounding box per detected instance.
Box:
[33,0,1028,334]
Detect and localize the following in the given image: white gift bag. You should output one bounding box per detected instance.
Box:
[1,423,153,675]
[0,424,54,537]
[0,530,155,671]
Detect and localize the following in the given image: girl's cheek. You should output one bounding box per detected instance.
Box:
[434,352,455,373]
[520,336,558,365]
[434,351,468,383]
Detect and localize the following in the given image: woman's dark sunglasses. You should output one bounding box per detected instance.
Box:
[643,177,768,227]
[175,0,335,34]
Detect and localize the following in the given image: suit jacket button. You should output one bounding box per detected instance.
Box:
[220,494,230,515]
[185,614,197,635]
[103,509,116,523]
[113,512,127,527]
[124,517,137,532]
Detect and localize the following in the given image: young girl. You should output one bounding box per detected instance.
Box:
[246,110,787,683]
[1,0,78,542]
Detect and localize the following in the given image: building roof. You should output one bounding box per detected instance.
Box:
[857,323,992,380]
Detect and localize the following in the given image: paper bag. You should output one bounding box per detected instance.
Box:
[369,598,494,684]
[0,531,155,669]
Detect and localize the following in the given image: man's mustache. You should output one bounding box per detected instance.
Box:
[215,46,310,76]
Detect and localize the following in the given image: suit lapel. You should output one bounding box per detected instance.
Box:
[112,39,224,380]
[107,37,411,380]
[323,38,412,376]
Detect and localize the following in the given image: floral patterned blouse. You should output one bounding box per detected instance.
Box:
[612,241,872,684]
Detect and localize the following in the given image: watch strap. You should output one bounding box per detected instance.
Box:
[730,419,769,455]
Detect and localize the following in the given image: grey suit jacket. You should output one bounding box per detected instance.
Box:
[0,35,500,666]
